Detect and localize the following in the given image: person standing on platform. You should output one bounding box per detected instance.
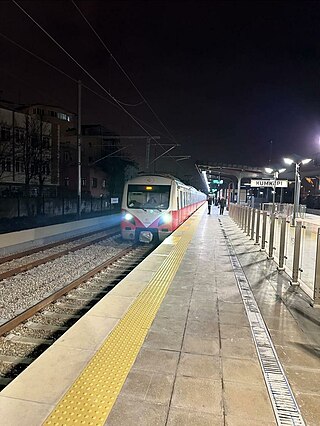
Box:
[207,196,213,214]
[219,197,226,215]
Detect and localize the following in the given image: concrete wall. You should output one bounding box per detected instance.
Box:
[0,213,122,256]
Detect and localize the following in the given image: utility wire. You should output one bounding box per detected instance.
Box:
[10,1,189,175]
[71,0,177,143]
[0,31,175,141]
[117,99,145,107]
[12,0,172,157]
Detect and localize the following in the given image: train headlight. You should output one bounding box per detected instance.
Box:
[160,213,172,224]
[124,213,135,224]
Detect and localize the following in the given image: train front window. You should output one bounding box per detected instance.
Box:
[127,185,171,209]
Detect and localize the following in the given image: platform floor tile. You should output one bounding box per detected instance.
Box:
[166,408,223,426]
[1,344,94,405]
[105,397,168,426]
[224,381,276,424]
[176,352,220,380]
[171,376,222,415]
[0,397,53,426]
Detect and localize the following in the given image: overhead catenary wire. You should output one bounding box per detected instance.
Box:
[8,0,191,176]
[71,0,177,143]
[11,0,174,158]
[0,31,181,146]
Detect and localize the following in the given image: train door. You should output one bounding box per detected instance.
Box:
[179,189,183,224]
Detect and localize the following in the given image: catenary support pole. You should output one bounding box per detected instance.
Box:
[77,80,82,219]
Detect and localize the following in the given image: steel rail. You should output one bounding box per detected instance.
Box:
[0,225,120,265]
[0,229,120,281]
[0,244,137,337]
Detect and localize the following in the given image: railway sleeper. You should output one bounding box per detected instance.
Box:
[0,354,34,364]
[25,322,68,332]
[4,335,54,345]
[0,376,12,386]
[42,312,81,320]
[66,295,101,302]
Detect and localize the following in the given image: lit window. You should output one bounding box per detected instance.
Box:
[64,177,69,187]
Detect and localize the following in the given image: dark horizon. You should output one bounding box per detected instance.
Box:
[1,0,320,176]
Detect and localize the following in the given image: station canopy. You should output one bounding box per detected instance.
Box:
[196,162,265,186]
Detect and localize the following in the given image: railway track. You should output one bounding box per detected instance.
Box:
[0,226,120,280]
[0,242,155,389]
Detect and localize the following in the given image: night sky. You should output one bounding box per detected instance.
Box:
[1,0,320,179]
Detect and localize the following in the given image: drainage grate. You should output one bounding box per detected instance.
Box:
[220,222,305,426]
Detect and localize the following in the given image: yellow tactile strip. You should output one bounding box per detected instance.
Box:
[44,209,203,426]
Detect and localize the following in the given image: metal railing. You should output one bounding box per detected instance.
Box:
[262,203,306,219]
[229,203,320,306]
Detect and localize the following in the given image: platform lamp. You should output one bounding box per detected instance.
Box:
[283,157,312,225]
[264,167,286,213]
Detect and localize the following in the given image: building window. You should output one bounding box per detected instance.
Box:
[64,151,70,161]
[15,128,24,142]
[81,178,86,187]
[64,177,69,187]
[31,136,38,147]
[46,164,50,175]
[1,160,5,171]
[6,160,11,172]
[43,136,50,148]
[92,177,97,188]
[102,179,106,188]
[1,127,10,141]
[16,161,20,172]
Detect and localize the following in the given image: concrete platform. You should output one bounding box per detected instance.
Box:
[0,205,319,425]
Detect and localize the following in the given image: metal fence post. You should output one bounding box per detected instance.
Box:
[246,208,251,236]
[313,228,320,306]
[255,209,260,245]
[241,207,245,230]
[277,216,287,271]
[250,208,255,240]
[242,207,245,231]
[261,211,267,250]
[268,213,275,259]
[291,220,302,286]
[242,207,246,231]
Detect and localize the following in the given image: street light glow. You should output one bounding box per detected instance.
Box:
[282,157,312,225]
[265,167,273,174]
[283,158,294,165]
[301,158,312,165]
[278,168,286,173]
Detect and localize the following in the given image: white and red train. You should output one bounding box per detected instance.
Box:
[121,174,206,243]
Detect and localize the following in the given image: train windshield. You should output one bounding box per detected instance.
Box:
[127,184,171,210]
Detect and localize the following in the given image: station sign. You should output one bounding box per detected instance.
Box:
[250,179,288,188]
[111,197,119,204]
